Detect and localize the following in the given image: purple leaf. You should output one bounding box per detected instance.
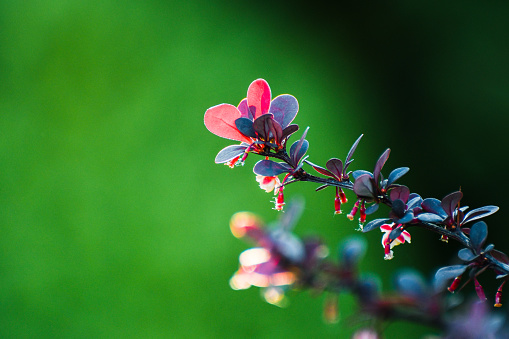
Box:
[281,124,299,141]
[389,226,403,242]
[351,170,372,180]
[237,98,252,120]
[305,160,334,177]
[289,127,309,166]
[387,167,409,187]
[326,158,343,180]
[253,160,291,176]
[421,198,447,218]
[407,195,423,209]
[462,205,499,225]
[269,94,299,128]
[417,213,445,223]
[235,117,257,138]
[362,218,389,233]
[390,186,410,203]
[434,265,468,291]
[266,117,283,145]
[458,248,476,261]
[470,221,488,253]
[344,134,363,173]
[353,174,376,200]
[390,199,406,218]
[365,203,379,215]
[397,211,414,224]
[441,191,463,218]
[492,250,509,265]
[373,148,390,184]
[214,144,248,163]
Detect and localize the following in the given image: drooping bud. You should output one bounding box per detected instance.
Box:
[273,188,285,211]
[494,280,506,307]
[447,275,462,293]
[474,278,487,301]
[334,188,342,215]
[359,200,366,225]
[339,188,347,204]
[347,200,360,221]
[225,155,240,168]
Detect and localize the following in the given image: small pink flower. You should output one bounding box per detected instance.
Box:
[380,223,411,260]
[255,175,281,193]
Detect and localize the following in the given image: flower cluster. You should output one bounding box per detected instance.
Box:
[205,79,509,337]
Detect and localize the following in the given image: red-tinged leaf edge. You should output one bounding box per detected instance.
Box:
[247,79,271,120]
[204,103,252,143]
[289,127,309,166]
[345,134,363,172]
[441,191,463,218]
[253,159,292,176]
[390,186,410,203]
[353,174,376,200]
[373,149,390,184]
[326,158,343,180]
[237,98,252,120]
[305,160,334,178]
[215,144,248,163]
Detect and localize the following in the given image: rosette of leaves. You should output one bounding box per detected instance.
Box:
[351,148,410,214]
[252,127,310,179]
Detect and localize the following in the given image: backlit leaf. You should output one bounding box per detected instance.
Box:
[373,149,390,184]
[269,94,299,128]
[326,158,343,180]
[441,191,463,218]
[253,160,291,176]
[247,79,271,119]
[214,144,248,163]
[204,103,252,143]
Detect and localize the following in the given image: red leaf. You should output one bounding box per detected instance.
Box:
[204,104,252,143]
[247,79,271,119]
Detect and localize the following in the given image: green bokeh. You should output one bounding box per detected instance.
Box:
[1,1,508,337]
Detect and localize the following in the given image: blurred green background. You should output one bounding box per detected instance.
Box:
[1,1,509,337]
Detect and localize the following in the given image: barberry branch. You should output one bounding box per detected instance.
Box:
[205,79,509,337]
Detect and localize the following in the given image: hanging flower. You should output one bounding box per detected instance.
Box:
[204,79,300,166]
[255,175,281,193]
[380,223,411,260]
